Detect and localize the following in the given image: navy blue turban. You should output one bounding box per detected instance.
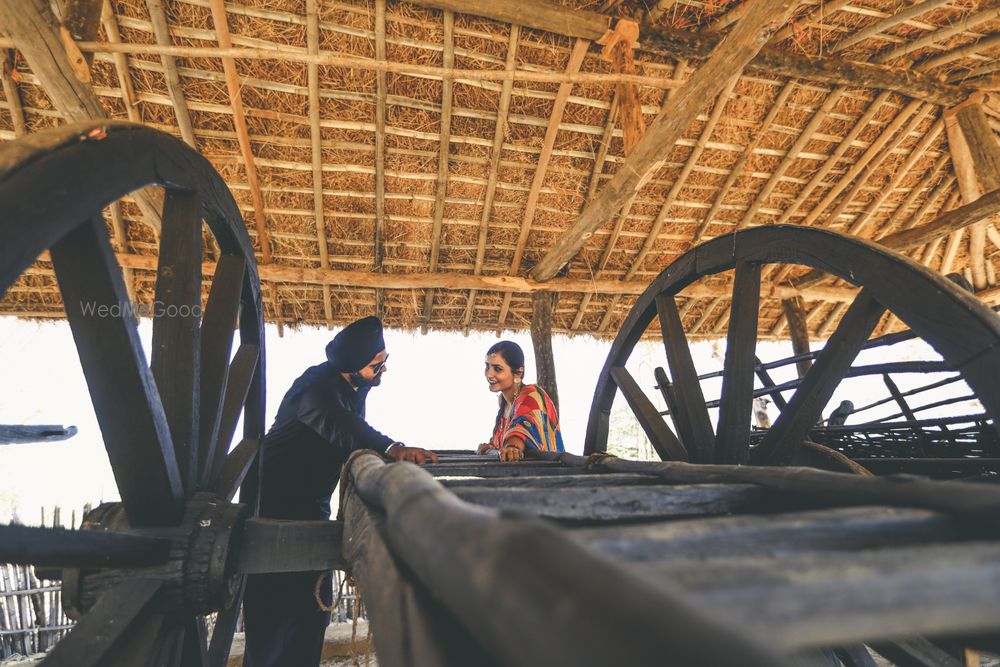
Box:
[325,316,385,372]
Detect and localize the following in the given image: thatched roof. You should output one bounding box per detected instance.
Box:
[1,0,999,339]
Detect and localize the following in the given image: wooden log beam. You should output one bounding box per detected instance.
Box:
[462,26,519,332]
[100,0,139,123]
[0,51,26,136]
[307,0,333,328]
[782,296,812,378]
[640,26,973,108]
[531,0,802,282]
[0,0,163,230]
[498,38,590,325]
[374,0,387,320]
[144,0,196,147]
[530,291,560,411]
[421,11,455,333]
[830,0,953,54]
[404,0,612,41]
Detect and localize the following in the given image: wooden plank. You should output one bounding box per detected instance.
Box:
[306,0,333,327]
[869,639,964,667]
[440,472,663,489]
[451,483,767,521]
[574,506,959,563]
[610,365,688,461]
[214,437,259,501]
[462,25,518,331]
[498,38,590,324]
[421,11,455,332]
[51,218,184,526]
[405,0,611,41]
[42,579,161,667]
[531,0,801,282]
[238,519,347,573]
[714,261,761,465]
[756,290,886,465]
[197,254,245,488]
[151,189,202,495]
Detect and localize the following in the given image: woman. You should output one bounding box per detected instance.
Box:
[478,341,564,461]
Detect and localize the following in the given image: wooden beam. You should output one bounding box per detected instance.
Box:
[100,0,139,123]
[737,87,847,230]
[873,3,1000,64]
[830,0,953,54]
[421,11,455,334]
[919,32,1000,72]
[374,0,387,321]
[641,26,973,108]
[208,0,272,266]
[462,26,519,332]
[0,51,26,136]
[498,38,590,325]
[306,0,332,328]
[693,81,797,244]
[879,152,952,236]
[0,0,162,231]
[530,291,559,411]
[404,0,611,42]
[954,99,1000,193]
[63,0,103,66]
[775,90,892,226]
[781,297,812,378]
[768,0,853,43]
[531,0,802,282]
[106,251,875,303]
[144,0,196,147]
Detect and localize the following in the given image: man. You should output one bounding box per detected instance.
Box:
[242,316,437,667]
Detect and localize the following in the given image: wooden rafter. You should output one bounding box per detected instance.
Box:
[596,75,738,334]
[462,25,519,332]
[144,0,196,146]
[306,0,332,328]
[876,152,952,237]
[921,33,1000,72]
[769,0,854,43]
[421,11,455,334]
[531,0,803,283]
[0,50,25,136]
[873,3,1000,64]
[406,0,611,42]
[692,81,797,244]
[496,37,590,327]
[100,0,139,123]
[830,0,953,54]
[374,0,387,320]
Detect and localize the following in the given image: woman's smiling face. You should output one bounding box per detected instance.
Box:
[484,353,518,394]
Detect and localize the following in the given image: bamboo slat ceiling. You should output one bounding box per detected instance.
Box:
[2,0,1000,339]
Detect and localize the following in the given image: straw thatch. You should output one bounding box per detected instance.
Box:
[2,0,1000,340]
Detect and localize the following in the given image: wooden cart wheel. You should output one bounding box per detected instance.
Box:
[0,121,265,666]
[585,226,1000,466]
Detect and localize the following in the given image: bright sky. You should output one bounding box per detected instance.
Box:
[0,315,976,527]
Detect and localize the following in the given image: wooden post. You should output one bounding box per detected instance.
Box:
[781,297,812,379]
[530,291,560,412]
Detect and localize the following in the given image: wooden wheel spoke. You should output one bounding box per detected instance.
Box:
[610,366,688,461]
[41,578,162,667]
[655,292,715,463]
[715,261,762,464]
[757,289,886,465]
[51,218,183,526]
[180,617,210,667]
[207,578,245,667]
[215,437,260,501]
[0,523,170,569]
[204,344,259,489]
[151,189,203,494]
[197,254,246,487]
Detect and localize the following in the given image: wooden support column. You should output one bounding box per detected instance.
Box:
[374,0,387,321]
[462,26,519,333]
[781,297,812,379]
[421,11,455,334]
[530,291,559,411]
[531,0,803,282]
[306,0,333,328]
[0,0,163,231]
[497,38,590,328]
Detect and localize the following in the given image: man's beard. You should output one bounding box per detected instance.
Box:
[349,371,382,388]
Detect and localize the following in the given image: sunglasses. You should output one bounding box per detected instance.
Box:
[369,354,389,374]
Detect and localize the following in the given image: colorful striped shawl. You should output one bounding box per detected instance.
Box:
[489,384,564,452]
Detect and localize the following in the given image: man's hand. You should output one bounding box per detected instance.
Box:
[499,437,525,462]
[386,445,439,464]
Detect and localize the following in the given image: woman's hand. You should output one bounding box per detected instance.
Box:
[500,438,525,462]
[476,441,493,455]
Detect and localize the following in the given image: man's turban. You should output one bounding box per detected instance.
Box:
[325,316,385,372]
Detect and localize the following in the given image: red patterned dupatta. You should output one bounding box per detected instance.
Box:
[489,384,564,452]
